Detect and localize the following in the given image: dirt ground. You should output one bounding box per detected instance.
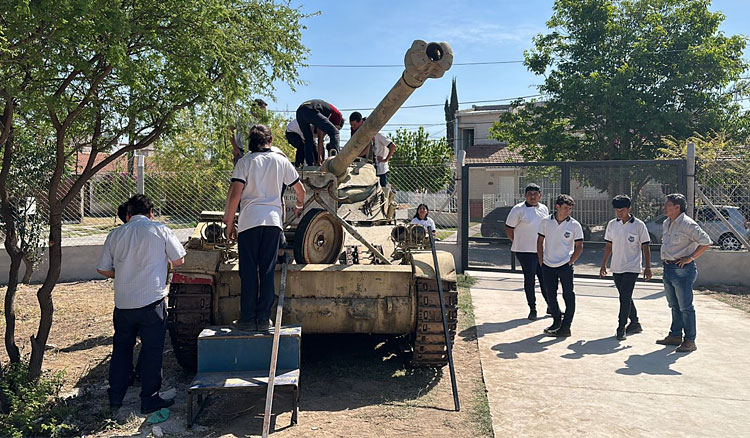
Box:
[698,284,750,314]
[0,280,491,438]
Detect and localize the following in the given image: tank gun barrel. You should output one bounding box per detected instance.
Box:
[324,40,453,179]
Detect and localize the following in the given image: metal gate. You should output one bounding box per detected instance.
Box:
[460,159,687,279]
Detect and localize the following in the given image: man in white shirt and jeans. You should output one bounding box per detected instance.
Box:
[223,125,305,331]
[537,194,584,337]
[97,194,186,414]
[505,183,550,320]
[599,195,652,341]
[656,193,711,353]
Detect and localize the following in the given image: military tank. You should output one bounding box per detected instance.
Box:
[167,40,457,371]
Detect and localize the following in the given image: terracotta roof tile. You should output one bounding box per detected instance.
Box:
[463,144,523,164]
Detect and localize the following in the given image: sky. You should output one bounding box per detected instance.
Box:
[268,0,750,143]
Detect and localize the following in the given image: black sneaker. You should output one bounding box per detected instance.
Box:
[528,309,538,321]
[233,319,257,331]
[625,322,643,335]
[550,326,571,337]
[257,319,273,331]
[546,307,552,315]
[616,329,626,341]
[543,323,561,335]
[141,396,175,415]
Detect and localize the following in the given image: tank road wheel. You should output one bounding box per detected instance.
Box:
[410,277,459,367]
[167,282,213,372]
[294,208,344,264]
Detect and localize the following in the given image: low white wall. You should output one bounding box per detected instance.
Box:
[695,249,750,288]
[0,245,105,284]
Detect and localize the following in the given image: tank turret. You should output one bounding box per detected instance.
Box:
[285,40,453,264]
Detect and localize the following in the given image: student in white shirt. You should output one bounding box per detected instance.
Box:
[599,195,652,340]
[349,111,396,187]
[537,194,584,337]
[505,183,550,320]
[223,125,306,331]
[411,204,436,236]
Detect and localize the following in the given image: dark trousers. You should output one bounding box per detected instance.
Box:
[238,226,281,322]
[108,299,166,406]
[286,131,305,167]
[542,263,575,327]
[296,105,340,165]
[514,252,547,309]
[613,272,639,330]
[378,172,388,187]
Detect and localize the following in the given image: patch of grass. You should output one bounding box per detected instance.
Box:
[436,230,455,240]
[469,378,493,437]
[457,273,476,289]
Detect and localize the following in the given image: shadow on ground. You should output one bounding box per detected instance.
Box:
[458,318,537,341]
[491,333,566,359]
[562,337,632,360]
[616,346,684,376]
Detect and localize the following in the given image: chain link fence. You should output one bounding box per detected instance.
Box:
[696,155,750,250]
[46,164,459,241]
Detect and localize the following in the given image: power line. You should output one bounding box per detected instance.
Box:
[304,60,525,68]
[270,94,543,113]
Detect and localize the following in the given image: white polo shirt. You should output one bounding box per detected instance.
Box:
[97,215,186,309]
[411,216,436,231]
[505,201,549,253]
[538,214,584,267]
[231,149,299,232]
[373,133,394,175]
[604,216,650,274]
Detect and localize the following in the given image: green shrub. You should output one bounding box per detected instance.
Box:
[0,362,74,438]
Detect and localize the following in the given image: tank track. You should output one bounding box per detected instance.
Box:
[166,282,212,372]
[410,277,458,367]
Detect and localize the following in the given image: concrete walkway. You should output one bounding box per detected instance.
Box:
[467,271,750,438]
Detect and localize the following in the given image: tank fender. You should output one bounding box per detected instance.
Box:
[170,272,215,285]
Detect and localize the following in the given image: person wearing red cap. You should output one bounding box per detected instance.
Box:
[295,99,344,166]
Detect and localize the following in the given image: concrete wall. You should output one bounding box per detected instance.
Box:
[0,244,105,284]
[695,249,750,287]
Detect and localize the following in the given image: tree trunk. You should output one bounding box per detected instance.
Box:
[28,207,61,380]
[4,253,22,363]
[21,254,34,284]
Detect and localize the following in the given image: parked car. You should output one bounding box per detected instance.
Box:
[480,206,514,238]
[645,206,750,251]
[480,206,591,241]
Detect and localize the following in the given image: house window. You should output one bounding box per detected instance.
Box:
[462,129,474,149]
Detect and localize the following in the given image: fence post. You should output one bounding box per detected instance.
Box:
[686,142,695,218]
[458,152,467,273]
[561,163,571,195]
[136,153,145,195]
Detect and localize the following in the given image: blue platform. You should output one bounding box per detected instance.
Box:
[187,325,301,427]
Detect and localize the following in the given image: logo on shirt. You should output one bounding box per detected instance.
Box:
[628,235,635,243]
[564,231,571,238]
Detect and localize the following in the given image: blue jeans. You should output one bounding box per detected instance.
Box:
[662,262,697,341]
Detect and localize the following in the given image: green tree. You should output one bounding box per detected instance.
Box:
[0,0,308,378]
[444,77,458,147]
[390,127,453,192]
[490,0,750,162]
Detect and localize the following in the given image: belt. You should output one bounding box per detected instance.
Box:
[664,259,693,265]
